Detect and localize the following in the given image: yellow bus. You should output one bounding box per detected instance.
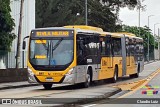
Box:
[23,25,144,89]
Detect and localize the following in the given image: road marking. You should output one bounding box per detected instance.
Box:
[82,104,97,107]
[117,68,160,98]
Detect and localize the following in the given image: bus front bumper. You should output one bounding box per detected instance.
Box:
[28,71,75,85]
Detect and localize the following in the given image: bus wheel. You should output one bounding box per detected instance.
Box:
[130,73,139,78]
[135,64,140,78]
[43,84,52,90]
[82,69,91,88]
[134,73,139,78]
[111,66,118,83]
[130,65,140,78]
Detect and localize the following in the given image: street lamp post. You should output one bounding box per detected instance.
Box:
[138,4,141,37]
[158,28,160,60]
[154,23,160,61]
[147,15,154,61]
[138,0,144,37]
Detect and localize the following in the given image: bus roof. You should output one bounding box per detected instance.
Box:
[32,27,72,31]
[64,25,103,32]
[101,32,142,40]
[32,25,142,40]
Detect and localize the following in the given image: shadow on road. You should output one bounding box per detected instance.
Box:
[35,75,144,91]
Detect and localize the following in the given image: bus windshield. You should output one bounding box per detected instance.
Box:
[29,39,73,66]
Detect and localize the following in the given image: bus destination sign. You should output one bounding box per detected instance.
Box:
[35,31,70,37]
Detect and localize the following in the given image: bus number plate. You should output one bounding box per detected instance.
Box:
[45,77,53,82]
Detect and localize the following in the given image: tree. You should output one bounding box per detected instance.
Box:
[0,0,16,55]
[36,0,85,27]
[36,0,140,31]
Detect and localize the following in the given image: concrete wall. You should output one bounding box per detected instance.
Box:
[8,0,35,68]
[155,49,160,60]
[0,69,27,83]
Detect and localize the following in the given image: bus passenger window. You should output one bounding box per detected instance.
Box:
[77,37,86,65]
[100,37,105,55]
[113,38,122,56]
[129,39,135,56]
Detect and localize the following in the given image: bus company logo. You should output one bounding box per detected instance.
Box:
[2,99,11,104]
[141,85,160,96]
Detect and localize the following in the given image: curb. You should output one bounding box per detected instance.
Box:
[144,60,156,65]
[57,88,122,106]
[0,83,40,90]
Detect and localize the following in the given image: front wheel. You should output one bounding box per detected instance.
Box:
[43,84,52,90]
[111,66,118,83]
[82,70,91,88]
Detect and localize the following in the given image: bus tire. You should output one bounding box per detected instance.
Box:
[111,66,118,83]
[130,64,140,78]
[82,69,91,88]
[134,64,140,78]
[43,84,52,90]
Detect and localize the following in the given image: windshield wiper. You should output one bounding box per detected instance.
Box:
[52,38,63,51]
[38,38,48,50]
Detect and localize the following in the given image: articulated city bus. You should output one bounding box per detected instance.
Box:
[23,25,144,89]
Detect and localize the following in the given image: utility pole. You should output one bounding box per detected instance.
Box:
[138,1,141,37]
[16,0,24,68]
[154,23,160,61]
[158,28,160,60]
[85,0,88,25]
[147,15,154,62]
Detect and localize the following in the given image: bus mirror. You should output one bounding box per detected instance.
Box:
[22,36,29,50]
[22,41,26,50]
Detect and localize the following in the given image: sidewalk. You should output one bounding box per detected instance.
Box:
[144,60,155,65]
[0,81,39,90]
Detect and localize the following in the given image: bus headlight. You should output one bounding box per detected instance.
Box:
[67,68,74,75]
[28,67,34,76]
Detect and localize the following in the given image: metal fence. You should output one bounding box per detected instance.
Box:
[0,50,156,69]
[0,51,27,68]
[144,51,154,62]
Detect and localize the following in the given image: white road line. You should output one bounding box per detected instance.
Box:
[82,104,97,107]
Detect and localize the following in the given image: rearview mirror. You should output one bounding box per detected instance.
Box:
[22,36,29,50]
[22,41,26,50]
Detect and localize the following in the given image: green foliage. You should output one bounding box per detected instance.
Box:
[0,0,16,54]
[88,0,117,32]
[36,0,140,31]
[36,0,85,27]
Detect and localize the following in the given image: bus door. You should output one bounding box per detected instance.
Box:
[105,35,113,68]
[121,35,127,76]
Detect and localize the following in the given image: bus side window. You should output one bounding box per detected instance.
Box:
[129,38,135,56]
[100,37,106,55]
[126,37,130,57]
[105,35,112,56]
[112,38,122,56]
[77,38,84,65]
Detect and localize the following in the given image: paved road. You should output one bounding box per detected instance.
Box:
[82,61,160,107]
[0,61,160,107]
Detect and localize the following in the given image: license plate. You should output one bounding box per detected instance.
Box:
[45,77,53,82]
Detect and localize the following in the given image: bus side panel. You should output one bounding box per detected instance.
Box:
[99,57,114,80]
[112,57,123,77]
